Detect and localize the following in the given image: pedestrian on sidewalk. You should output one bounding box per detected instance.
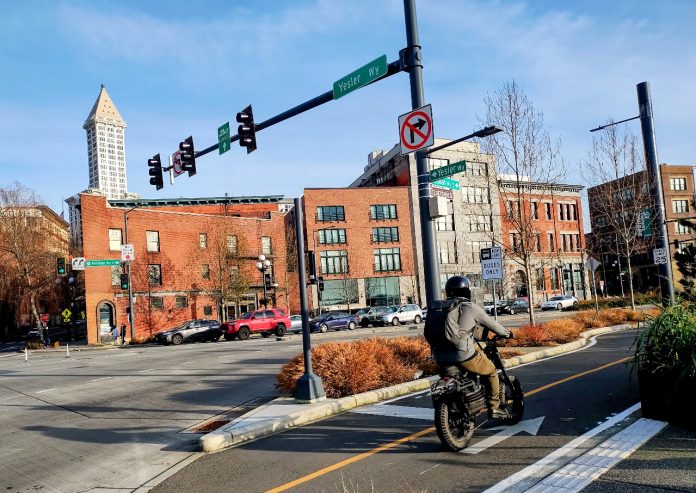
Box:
[120,323,127,346]
[42,324,51,349]
[111,325,119,345]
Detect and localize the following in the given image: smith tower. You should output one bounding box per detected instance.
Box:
[83,84,128,199]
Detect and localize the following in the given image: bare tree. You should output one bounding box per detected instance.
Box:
[0,183,61,335]
[479,80,565,325]
[584,124,650,309]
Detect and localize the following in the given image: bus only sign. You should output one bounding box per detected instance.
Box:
[480,247,503,280]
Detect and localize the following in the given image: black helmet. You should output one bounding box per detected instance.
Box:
[445,275,471,299]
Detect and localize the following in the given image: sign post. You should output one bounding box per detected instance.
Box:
[480,247,503,320]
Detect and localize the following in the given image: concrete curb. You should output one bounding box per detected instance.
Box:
[199,323,636,452]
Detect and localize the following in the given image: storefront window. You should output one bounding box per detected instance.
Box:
[365,276,400,306]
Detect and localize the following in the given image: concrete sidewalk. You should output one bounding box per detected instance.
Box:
[200,324,633,452]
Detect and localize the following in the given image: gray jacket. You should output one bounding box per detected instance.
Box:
[434,300,509,363]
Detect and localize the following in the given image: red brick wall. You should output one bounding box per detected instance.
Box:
[80,194,290,343]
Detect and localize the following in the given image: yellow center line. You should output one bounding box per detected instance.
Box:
[265,355,633,493]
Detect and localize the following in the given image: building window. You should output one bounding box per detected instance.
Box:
[465,241,487,264]
[676,222,693,235]
[374,248,401,272]
[203,306,213,316]
[462,187,488,204]
[670,177,687,191]
[559,204,566,221]
[321,279,359,306]
[534,233,541,252]
[509,233,520,253]
[202,264,210,279]
[536,268,546,291]
[227,235,238,254]
[148,264,162,285]
[317,206,345,222]
[427,157,448,171]
[531,202,538,220]
[548,232,555,252]
[365,276,400,306]
[108,228,122,251]
[319,228,346,245]
[571,203,578,221]
[673,200,689,213]
[370,204,397,220]
[230,265,239,280]
[437,241,457,264]
[372,227,399,243]
[468,215,490,232]
[545,203,552,220]
[176,296,188,309]
[261,236,272,256]
[320,250,349,274]
[199,233,207,249]
[550,268,560,290]
[146,230,159,252]
[111,265,123,286]
[150,297,163,311]
[435,215,454,231]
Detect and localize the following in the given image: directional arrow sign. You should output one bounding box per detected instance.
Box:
[461,416,545,455]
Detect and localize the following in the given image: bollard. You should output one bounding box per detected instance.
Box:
[66,343,70,358]
[24,347,28,364]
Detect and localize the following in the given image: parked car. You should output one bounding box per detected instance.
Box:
[355,308,371,327]
[507,299,530,315]
[421,306,428,321]
[540,295,579,311]
[377,304,424,326]
[155,319,221,345]
[289,315,303,334]
[309,312,359,333]
[483,301,495,315]
[360,306,390,327]
[221,309,291,340]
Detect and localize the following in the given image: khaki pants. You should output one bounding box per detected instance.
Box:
[451,348,500,410]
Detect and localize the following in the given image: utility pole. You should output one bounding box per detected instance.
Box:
[403,0,440,306]
[123,205,140,340]
[637,82,675,305]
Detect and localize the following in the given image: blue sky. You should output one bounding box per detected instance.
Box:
[1,0,694,216]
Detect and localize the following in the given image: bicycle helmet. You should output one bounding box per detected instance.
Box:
[445,275,471,300]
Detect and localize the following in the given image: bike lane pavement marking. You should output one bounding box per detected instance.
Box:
[264,355,633,493]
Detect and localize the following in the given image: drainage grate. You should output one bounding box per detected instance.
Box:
[181,396,274,434]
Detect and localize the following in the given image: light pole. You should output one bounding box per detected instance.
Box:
[123,204,141,340]
[255,255,272,308]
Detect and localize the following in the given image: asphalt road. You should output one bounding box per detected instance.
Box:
[152,331,644,493]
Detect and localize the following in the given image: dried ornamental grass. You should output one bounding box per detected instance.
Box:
[541,318,585,344]
[574,310,610,329]
[599,308,629,325]
[511,324,547,347]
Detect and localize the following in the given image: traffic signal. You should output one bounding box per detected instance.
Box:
[307,251,317,284]
[179,136,196,176]
[236,105,257,154]
[57,257,66,275]
[318,276,325,292]
[264,272,273,291]
[148,153,163,190]
[120,273,129,290]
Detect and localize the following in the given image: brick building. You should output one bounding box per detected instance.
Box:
[78,192,293,344]
[303,187,418,311]
[498,178,587,301]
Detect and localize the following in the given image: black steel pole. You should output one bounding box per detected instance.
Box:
[637,81,675,305]
[293,198,325,403]
[124,210,135,340]
[403,0,440,306]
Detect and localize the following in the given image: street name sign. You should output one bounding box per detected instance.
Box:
[333,55,388,100]
[432,187,453,200]
[121,244,134,262]
[71,257,85,271]
[399,104,434,155]
[218,122,230,155]
[85,259,121,267]
[653,247,668,265]
[432,177,460,190]
[429,160,467,181]
[480,247,503,280]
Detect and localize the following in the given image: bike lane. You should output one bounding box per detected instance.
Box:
[151,331,641,493]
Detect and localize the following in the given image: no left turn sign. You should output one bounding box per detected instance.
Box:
[398,104,434,155]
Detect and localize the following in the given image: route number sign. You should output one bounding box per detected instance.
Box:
[398,104,434,155]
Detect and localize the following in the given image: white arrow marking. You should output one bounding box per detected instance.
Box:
[351,404,433,421]
[461,416,545,455]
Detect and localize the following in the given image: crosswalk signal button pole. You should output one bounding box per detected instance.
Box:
[147,153,164,190]
[179,136,196,176]
[236,105,257,154]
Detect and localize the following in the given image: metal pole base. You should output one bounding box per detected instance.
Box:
[295,372,326,403]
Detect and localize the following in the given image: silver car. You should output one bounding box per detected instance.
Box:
[289,315,303,334]
[378,304,424,326]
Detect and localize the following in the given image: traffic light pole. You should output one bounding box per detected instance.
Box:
[123,205,140,340]
[403,0,440,306]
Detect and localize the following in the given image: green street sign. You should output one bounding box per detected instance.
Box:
[432,177,460,190]
[218,122,230,155]
[333,55,388,100]
[429,160,467,181]
[641,208,652,238]
[85,259,121,267]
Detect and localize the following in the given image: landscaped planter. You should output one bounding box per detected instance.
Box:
[638,369,696,428]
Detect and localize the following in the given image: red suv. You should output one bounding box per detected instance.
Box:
[221,309,291,340]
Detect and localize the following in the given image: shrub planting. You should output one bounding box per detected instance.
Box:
[574,310,610,329]
[541,318,586,344]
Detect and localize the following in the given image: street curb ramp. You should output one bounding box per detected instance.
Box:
[200,323,633,452]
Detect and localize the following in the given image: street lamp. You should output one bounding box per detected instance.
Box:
[256,255,272,308]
